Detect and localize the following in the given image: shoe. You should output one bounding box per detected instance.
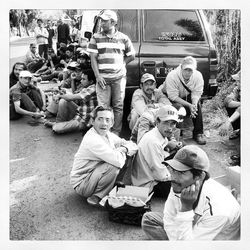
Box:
[193,134,206,145]
[87,195,101,207]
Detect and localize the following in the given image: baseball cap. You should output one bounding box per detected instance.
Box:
[231,71,241,81]
[19,70,32,78]
[156,105,179,122]
[99,10,118,22]
[181,56,197,70]
[163,145,210,172]
[67,61,81,70]
[141,73,156,84]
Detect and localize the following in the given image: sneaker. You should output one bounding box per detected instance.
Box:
[87,195,101,207]
[193,134,206,145]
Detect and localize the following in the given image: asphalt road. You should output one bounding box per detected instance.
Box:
[9,36,239,240]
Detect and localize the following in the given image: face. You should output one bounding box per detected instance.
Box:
[167,166,196,193]
[47,20,52,26]
[14,64,25,78]
[141,80,156,97]
[93,110,114,136]
[80,74,91,88]
[66,50,73,58]
[181,67,193,81]
[37,20,42,27]
[157,119,177,138]
[31,45,37,53]
[19,76,32,87]
[100,18,114,33]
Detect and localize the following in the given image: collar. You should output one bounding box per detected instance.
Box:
[101,29,118,39]
[141,89,156,102]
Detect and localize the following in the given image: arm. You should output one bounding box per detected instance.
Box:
[131,90,148,115]
[124,55,135,65]
[137,113,155,143]
[37,87,47,111]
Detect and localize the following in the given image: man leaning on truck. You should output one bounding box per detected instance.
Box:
[88,9,135,135]
[161,56,206,145]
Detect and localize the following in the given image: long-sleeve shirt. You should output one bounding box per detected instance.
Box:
[131,127,171,192]
[161,65,204,104]
[70,127,136,188]
[130,88,171,116]
[25,50,42,65]
[34,26,49,45]
[163,179,240,240]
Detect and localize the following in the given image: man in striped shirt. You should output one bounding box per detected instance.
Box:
[88,9,135,135]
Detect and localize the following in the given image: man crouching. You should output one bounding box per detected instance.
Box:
[142,145,240,240]
[70,106,137,207]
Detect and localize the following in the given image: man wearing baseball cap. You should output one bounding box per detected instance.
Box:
[161,56,206,145]
[88,9,135,135]
[10,70,46,120]
[128,73,171,130]
[131,105,180,197]
[142,145,240,240]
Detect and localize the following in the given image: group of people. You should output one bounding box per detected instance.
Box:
[10,10,240,240]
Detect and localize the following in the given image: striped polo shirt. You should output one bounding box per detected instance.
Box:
[88,30,135,80]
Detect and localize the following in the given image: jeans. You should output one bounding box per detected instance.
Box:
[53,119,82,134]
[10,89,43,120]
[141,212,169,240]
[173,95,204,136]
[55,99,78,122]
[96,76,126,135]
[38,44,48,60]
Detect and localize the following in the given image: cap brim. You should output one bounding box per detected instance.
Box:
[99,15,110,21]
[160,116,179,122]
[164,159,192,171]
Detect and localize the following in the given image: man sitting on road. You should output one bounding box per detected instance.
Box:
[160,56,206,145]
[44,69,98,134]
[128,73,171,131]
[131,105,181,198]
[10,70,46,120]
[25,43,46,74]
[142,145,240,240]
[70,106,137,207]
[219,71,241,139]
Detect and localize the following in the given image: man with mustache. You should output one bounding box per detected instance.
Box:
[142,145,240,240]
[128,73,171,131]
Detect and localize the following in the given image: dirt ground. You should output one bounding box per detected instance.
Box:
[9,96,239,240]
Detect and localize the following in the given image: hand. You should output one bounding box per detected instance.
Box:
[180,180,201,212]
[219,120,231,137]
[96,76,106,89]
[32,112,44,119]
[189,104,197,118]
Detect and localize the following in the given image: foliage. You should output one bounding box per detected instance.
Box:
[204,10,241,82]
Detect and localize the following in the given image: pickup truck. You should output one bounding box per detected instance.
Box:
[89,9,218,129]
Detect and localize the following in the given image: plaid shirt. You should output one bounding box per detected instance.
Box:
[74,84,98,128]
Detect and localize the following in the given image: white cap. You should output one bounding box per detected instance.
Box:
[99,10,118,22]
[156,105,179,122]
[19,71,32,78]
[181,56,197,70]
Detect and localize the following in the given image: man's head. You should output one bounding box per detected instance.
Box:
[66,45,74,58]
[57,18,62,25]
[12,62,27,78]
[37,18,43,27]
[140,73,157,97]
[156,105,179,138]
[98,10,117,33]
[30,43,37,53]
[19,70,33,87]
[47,20,52,26]
[163,145,210,193]
[92,106,114,136]
[181,56,197,81]
[81,69,96,88]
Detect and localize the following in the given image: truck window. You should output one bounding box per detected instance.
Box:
[143,10,205,42]
[116,10,138,42]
